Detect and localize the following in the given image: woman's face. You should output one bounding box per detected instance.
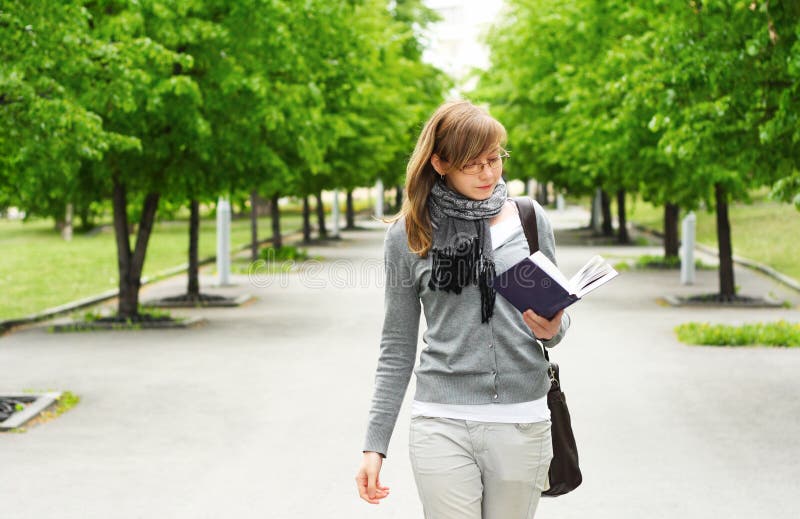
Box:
[432,147,504,201]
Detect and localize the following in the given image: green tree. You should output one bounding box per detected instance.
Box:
[0,1,138,224]
[479,0,800,300]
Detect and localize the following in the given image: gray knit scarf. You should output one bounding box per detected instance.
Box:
[427,176,508,322]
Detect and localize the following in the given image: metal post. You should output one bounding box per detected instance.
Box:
[216,196,231,286]
[681,211,696,285]
[375,179,384,219]
[332,189,340,238]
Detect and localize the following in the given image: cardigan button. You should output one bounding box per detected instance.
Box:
[493,393,498,399]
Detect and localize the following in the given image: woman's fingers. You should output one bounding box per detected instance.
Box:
[356,471,373,503]
[355,467,390,505]
[523,309,563,339]
[356,477,381,504]
[376,476,390,493]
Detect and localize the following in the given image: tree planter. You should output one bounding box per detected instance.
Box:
[661,294,785,308]
[0,392,61,431]
[143,293,255,308]
[50,315,207,333]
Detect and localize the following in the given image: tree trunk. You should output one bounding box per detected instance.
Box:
[715,183,736,300]
[600,189,613,236]
[187,199,200,299]
[250,190,259,261]
[345,189,356,229]
[616,189,630,244]
[112,176,160,319]
[663,202,680,258]
[112,179,133,317]
[77,204,94,232]
[270,193,282,250]
[315,191,327,239]
[395,184,403,212]
[302,195,312,242]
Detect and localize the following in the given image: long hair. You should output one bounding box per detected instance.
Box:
[385,100,508,257]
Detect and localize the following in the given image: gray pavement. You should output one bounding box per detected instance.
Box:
[1,207,799,519]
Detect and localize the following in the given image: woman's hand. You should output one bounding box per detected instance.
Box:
[522,308,563,341]
[356,451,390,504]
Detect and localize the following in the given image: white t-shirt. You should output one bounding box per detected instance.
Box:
[410,215,550,423]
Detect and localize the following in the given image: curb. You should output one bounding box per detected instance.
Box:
[0,229,303,334]
[632,223,800,294]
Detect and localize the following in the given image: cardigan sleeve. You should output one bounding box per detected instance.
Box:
[362,220,421,458]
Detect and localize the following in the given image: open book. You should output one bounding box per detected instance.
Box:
[491,251,619,320]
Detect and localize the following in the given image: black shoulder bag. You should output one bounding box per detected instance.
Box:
[512,196,583,497]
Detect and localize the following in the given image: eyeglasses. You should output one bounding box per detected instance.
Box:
[459,152,509,175]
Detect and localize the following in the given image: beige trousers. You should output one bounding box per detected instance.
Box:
[409,416,553,519]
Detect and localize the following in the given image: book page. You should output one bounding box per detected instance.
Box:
[575,264,619,297]
[565,254,620,298]
[568,255,605,288]
[576,270,618,298]
[530,251,574,294]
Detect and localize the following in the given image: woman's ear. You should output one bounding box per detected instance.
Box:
[431,154,447,176]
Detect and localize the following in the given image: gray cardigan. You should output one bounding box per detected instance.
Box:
[363,198,571,457]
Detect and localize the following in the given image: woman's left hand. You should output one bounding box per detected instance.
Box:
[522,309,563,341]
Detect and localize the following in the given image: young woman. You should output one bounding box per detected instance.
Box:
[355,100,571,518]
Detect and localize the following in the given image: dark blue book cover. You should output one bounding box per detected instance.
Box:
[491,257,580,320]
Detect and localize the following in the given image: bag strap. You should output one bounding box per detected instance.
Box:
[511,196,539,255]
[511,196,553,364]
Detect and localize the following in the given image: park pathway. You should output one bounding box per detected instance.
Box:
[1,206,799,519]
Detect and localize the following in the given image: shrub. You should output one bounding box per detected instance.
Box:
[634,254,712,270]
[675,320,800,347]
[259,245,310,262]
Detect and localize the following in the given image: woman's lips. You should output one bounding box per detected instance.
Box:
[477,185,492,189]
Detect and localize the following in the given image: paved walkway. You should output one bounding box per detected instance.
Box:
[1,207,799,519]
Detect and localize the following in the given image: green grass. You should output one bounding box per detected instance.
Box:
[627,196,800,281]
[675,320,800,347]
[0,214,303,320]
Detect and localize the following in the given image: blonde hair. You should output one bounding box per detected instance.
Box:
[384,100,507,257]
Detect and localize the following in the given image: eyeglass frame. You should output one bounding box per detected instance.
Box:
[449,151,510,176]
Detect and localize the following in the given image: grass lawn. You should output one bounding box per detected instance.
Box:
[626,196,800,281]
[0,214,303,320]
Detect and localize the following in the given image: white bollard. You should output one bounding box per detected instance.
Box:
[62,203,73,242]
[527,179,536,198]
[375,179,384,219]
[556,193,565,211]
[216,196,231,286]
[680,211,696,285]
[592,188,602,233]
[332,189,340,238]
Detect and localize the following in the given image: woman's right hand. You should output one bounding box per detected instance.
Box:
[355,451,390,504]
